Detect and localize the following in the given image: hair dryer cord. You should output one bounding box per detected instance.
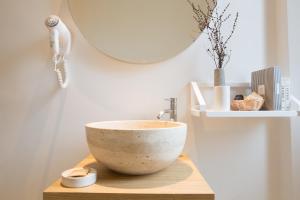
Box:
[53,56,69,88]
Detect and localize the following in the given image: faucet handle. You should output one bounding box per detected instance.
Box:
[164,98,177,113]
[164,98,177,102]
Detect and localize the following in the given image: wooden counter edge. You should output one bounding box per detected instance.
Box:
[44,192,214,200]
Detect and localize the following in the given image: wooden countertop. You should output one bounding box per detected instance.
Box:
[44,155,214,200]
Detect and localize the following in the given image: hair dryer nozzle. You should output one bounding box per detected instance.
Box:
[45,15,60,28]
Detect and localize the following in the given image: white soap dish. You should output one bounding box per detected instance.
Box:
[61,167,97,188]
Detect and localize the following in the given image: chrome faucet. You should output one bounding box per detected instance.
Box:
[157,98,177,121]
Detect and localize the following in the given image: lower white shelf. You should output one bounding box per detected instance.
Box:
[191,108,299,118]
[190,81,300,118]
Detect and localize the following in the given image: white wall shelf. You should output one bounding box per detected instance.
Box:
[190,81,300,118]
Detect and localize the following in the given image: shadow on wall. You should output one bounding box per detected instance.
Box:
[264,0,277,67]
[0,1,72,200]
[264,0,289,75]
[264,0,292,198]
[266,118,293,200]
[0,38,70,200]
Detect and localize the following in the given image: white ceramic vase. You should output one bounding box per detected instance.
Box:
[214,86,230,111]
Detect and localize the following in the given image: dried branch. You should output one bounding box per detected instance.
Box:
[188,0,239,69]
[224,12,239,46]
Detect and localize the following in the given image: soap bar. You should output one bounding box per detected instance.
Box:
[67,168,89,177]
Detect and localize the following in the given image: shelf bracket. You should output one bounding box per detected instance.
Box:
[190,82,206,116]
[291,95,300,116]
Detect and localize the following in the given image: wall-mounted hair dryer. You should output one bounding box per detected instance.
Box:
[45,15,71,88]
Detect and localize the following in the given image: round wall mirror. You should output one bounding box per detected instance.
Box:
[68,0,214,63]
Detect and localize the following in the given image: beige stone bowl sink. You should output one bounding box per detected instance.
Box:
[85,120,187,175]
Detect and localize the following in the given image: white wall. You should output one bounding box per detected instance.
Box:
[287,0,300,199]
[0,0,296,200]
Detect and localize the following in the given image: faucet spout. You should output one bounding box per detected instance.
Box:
[156,98,177,121]
[157,109,171,120]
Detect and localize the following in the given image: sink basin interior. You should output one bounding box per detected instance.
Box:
[86,120,185,130]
